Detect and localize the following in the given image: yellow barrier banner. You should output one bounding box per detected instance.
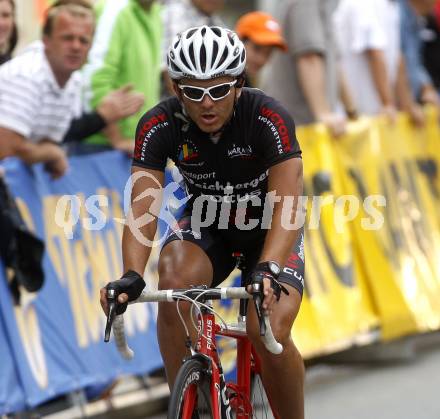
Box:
[292,125,379,357]
[424,107,440,197]
[336,111,440,340]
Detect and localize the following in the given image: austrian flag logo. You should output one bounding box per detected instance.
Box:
[178,141,199,162]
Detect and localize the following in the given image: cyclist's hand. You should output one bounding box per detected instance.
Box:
[247,266,289,314]
[261,275,277,313]
[100,288,129,316]
[100,270,146,316]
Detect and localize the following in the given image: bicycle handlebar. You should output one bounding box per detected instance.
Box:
[106,286,283,359]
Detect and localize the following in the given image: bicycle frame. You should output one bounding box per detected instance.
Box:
[106,286,283,418]
[193,304,280,419]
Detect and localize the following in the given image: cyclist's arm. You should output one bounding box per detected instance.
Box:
[121,165,164,275]
[258,157,303,267]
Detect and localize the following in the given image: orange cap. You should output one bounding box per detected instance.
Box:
[235,11,287,52]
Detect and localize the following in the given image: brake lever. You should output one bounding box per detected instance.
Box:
[251,282,266,336]
[104,288,117,342]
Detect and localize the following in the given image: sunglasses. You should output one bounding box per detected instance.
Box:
[178,80,238,102]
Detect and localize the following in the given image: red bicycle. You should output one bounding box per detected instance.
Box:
[105,281,282,419]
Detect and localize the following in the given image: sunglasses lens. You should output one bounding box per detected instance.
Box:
[182,86,204,100]
[209,84,231,99]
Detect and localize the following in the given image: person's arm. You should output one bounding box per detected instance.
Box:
[0,127,24,159]
[0,127,61,163]
[121,166,164,274]
[296,53,346,136]
[64,85,145,143]
[63,112,106,143]
[399,2,438,105]
[420,83,440,106]
[366,48,397,120]
[0,127,68,178]
[395,54,425,126]
[297,53,332,119]
[338,65,358,120]
[100,165,164,313]
[259,158,303,266]
[102,124,135,154]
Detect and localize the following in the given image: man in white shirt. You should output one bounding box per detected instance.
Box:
[0,3,94,176]
[333,0,424,123]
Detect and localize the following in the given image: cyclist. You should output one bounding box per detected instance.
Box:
[100,25,305,419]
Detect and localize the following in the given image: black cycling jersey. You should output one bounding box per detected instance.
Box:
[133,88,302,231]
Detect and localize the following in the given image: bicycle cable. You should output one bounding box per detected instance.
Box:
[173,290,229,351]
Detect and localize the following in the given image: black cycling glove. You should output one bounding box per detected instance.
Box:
[106,270,146,314]
[250,263,289,301]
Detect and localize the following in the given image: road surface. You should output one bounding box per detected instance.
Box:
[147,333,440,419]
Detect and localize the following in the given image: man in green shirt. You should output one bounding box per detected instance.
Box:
[83,0,162,153]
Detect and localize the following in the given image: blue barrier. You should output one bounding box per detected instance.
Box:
[0,288,26,414]
[0,152,164,413]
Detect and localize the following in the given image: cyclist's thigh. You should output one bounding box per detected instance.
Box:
[245,229,305,339]
[159,214,235,288]
[277,228,305,298]
[242,229,305,297]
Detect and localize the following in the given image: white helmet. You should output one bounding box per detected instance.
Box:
[167,25,246,80]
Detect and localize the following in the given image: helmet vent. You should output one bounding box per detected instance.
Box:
[170,61,180,72]
[167,25,246,80]
[212,41,219,67]
[187,28,197,38]
[200,44,207,72]
[211,27,221,37]
[180,49,190,69]
[219,48,228,68]
[188,43,195,65]
[227,56,240,71]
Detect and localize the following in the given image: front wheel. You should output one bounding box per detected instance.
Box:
[250,372,277,418]
[168,358,214,419]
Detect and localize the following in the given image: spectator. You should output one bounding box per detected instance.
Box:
[161,0,225,97]
[0,0,144,157]
[235,11,287,88]
[0,0,17,65]
[399,0,440,105]
[334,0,425,125]
[0,3,94,174]
[422,2,440,93]
[82,0,162,154]
[261,0,347,137]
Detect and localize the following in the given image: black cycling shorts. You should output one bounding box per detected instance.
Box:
[161,214,305,297]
